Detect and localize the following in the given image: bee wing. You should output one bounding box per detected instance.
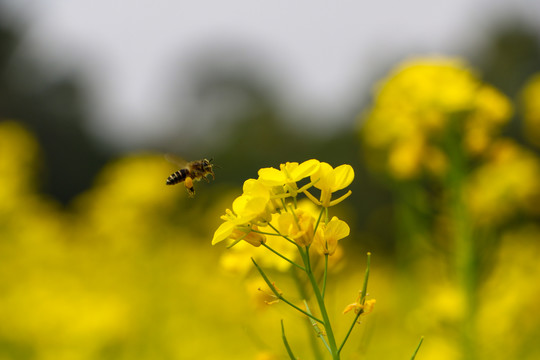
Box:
[164,154,188,167]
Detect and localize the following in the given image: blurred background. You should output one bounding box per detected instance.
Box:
[1,0,540,359]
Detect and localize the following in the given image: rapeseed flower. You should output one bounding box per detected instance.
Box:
[258,159,320,191]
[343,298,376,316]
[305,162,354,207]
[361,57,512,179]
[212,160,380,359]
[313,216,350,256]
[213,161,324,246]
[278,209,316,247]
[212,179,273,246]
[211,212,266,246]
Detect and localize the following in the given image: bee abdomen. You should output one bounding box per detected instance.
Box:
[166,168,189,185]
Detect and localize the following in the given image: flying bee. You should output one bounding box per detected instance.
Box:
[165,156,215,197]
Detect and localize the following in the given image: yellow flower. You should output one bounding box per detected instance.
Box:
[231,227,266,247]
[234,178,275,222]
[343,294,376,316]
[211,212,267,246]
[212,179,273,245]
[219,216,297,273]
[306,162,354,207]
[313,216,350,255]
[258,159,320,195]
[212,218,237,245]
[278,210,316,247]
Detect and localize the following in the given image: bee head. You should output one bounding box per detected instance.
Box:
[202,158,214,170]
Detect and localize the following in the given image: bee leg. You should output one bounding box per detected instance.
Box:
[203,175,210,183]
[184,177,195,197]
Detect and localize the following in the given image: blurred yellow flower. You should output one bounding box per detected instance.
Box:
[465,85,513,155]
[0,121,40,202]
[361,57,512,179]
[466,139,540,225]
[521,72,540,147]
[219,224,296,273]
[255,351,280,360]
[478,226,540,356]
[314,216,350,256]
[73,153,184,249]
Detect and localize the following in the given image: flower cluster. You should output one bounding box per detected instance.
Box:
[212,159,353,256]
[212,160,378,359]
[361,57,512,179]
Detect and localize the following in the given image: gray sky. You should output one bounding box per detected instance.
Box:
[1,0,539,148]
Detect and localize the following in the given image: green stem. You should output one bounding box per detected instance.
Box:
[300,247,340,359]
[410,336,424,360]
[321,254,328,299]
[251,229,285,237]
[281,320,297,360]
[313,206,325,235]
[291,268,325,360]
[266,223,298,246]
[304,300,331,354]
[340,307,363,355]
[339,252,371,354]
[261,243,305,271]
[324,207,329,224]
[445,120,477,360]
[251,258,324,324]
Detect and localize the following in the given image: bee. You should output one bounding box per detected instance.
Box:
[165,157,215,196]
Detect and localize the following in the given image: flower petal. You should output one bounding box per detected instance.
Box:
[277,212,295,235]
[311,162,334,190]
[326,217,350,240]
[258,167,285,186]
[212,221,236,245]
[290,159,320,181]
[333,165,355,191]
[243,178,270,197]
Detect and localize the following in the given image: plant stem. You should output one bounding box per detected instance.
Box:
[261,243,305,271]
[304,300,331,354]
[410,336,424,360]
[321,255,328,299]
[251,258,324,324]
[291,268,325,360]
[300,247,340,359]
[281,320,297,360]
[445,120,477,360]
[339,252,371,354]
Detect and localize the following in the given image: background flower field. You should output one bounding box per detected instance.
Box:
[2,7,540,359]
